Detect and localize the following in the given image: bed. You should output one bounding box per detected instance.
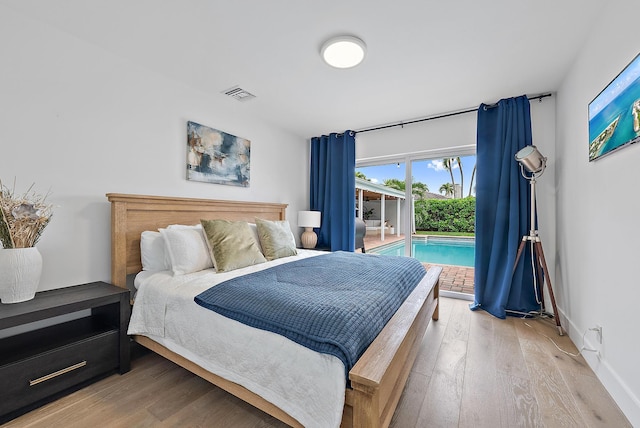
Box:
[107,193,440,428]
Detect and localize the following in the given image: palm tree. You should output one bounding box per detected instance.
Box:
[411,181,429,200]
[456,156,463,198]
[443,158,456,198]
[355,171,369,181]
[439,182,454,197]
[468,163,477,197]
[383,178,405,191]
[383,178,429,200]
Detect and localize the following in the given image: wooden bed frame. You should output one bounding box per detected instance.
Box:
[107,193,440,428]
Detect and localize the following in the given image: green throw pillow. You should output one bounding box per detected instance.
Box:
[200,219,266,272]
[255,218,298,261]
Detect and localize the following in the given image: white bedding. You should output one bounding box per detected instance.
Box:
[128,249,346,428]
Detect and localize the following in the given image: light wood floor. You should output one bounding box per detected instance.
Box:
[3,298,631,428]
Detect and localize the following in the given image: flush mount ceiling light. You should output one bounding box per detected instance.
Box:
[320,35,366,69]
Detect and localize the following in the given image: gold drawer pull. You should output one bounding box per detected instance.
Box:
[29,361,87,386]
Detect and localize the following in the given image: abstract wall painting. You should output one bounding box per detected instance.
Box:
[187,121,250,187]
[588,52,640,161]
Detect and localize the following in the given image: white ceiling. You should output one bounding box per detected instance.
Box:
[4,0,604,138]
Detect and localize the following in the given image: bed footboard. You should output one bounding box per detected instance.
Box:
[344,266,441,428]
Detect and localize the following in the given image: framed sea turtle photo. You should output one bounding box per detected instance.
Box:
[186,121,250,187]
[588,52,640,161]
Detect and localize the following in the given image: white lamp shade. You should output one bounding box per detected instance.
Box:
[298,211,321,228]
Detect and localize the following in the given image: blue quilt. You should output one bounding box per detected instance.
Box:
[194,251,426,380]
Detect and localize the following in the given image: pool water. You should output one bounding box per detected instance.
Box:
[369,236,475,267]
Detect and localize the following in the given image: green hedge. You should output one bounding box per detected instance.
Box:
[414,197,475,233]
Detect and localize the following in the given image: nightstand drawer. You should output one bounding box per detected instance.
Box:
[0,329,119,416]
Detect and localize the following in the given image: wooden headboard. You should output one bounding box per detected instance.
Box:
[106,193,288,289]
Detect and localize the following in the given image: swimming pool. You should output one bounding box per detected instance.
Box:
[369,236,475,267]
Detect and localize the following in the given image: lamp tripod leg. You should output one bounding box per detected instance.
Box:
[534,240,563,336]
[512,238,528,276]
[533,241,545,309]
[511,235,563,336]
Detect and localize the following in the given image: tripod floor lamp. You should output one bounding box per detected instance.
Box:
[513,145,563,335]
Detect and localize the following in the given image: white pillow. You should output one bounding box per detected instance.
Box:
[167,223,203,230]
[140,231,171,271]
[159,227,214,275]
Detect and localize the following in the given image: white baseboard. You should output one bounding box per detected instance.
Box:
[560,309,640,426]
[440,290,474,301]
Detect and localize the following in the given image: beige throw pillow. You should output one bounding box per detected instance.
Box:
[255,218,298,261]
[200,219,266,272]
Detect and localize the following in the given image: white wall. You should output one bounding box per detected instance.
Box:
[0,6,308,291]
[555,0,640,423]
[355,112,477,161]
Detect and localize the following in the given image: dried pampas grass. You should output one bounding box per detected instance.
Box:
[0,179,53,249]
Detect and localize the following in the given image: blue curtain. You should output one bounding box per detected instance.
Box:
[310,132,356,252]
[471,96,538,318]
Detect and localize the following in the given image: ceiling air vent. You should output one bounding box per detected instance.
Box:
[221,86,256,102]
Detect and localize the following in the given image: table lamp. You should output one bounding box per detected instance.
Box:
[297,211,321,249]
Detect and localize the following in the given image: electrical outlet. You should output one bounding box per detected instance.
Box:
[591,325,603,344]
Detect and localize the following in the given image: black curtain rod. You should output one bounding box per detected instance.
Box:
[355,93,552,135]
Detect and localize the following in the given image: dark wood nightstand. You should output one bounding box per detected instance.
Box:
[299,246,332,251]
[0,281,130,423]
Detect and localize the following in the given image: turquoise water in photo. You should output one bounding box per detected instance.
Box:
[589,76,640,159]
[369,237,475,267]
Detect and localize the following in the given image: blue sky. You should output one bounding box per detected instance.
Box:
[357,155,477,197]
[589,53,640,119]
